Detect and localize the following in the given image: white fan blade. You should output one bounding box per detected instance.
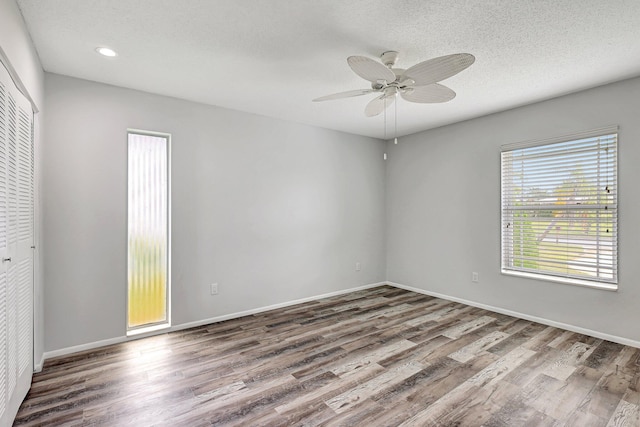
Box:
[403,53,475,86]
[365,94,395,117]
[312,89,376,102]
[348,56,397,84]
[401,83,456,103]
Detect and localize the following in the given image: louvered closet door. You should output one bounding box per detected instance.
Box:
[0,62,33,427]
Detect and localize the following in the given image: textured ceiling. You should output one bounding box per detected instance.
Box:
[16,0,640,139]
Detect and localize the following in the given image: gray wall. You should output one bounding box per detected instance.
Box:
[386,76,640,343]
[40,64,640,352]
[43,73,387,352]
[0,0,45,368]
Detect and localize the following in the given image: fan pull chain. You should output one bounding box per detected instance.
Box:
[394,94,398,144]
[383,96,387,140]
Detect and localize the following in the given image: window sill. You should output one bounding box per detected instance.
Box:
[501,269,618,292]
[127,323,171,337]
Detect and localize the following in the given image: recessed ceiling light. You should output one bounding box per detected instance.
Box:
[96,47,117,57]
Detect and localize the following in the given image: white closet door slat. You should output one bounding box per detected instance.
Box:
[6,94,16,249]
[17,109,31,243]
[0,272,6,420]
[0,81,6,252]
[6,265,15,398]
[17,259,30,376]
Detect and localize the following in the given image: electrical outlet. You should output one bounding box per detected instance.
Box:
[355,262,361,271]
[472,272,479,283]
[210,283,219,295]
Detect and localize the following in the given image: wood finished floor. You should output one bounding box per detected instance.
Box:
[14,285,640,426]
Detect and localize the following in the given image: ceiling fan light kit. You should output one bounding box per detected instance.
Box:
[313,50,475,118]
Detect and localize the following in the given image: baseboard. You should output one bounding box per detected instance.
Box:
[33,353,45,373]
[170,281,386,333]
[43,335,129,361]
[42,281,387,363]
[387,281,640,349]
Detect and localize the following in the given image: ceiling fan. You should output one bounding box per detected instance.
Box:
[313,51,475,117]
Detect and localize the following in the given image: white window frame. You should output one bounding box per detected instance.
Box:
[500,126,618,291]
[126,129,172,335]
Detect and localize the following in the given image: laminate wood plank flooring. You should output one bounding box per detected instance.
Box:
[14,285,640,426]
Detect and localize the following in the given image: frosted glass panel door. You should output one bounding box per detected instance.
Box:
[127,131,169,331]
[0,61,34,426]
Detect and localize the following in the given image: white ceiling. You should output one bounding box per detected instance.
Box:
[16,0,640,139]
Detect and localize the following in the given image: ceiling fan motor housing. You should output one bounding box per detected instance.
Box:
[380,51,399,68]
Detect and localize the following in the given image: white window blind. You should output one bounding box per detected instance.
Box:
[501,127,617,288]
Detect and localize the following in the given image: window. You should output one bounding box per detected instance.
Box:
[501,127,617,290]
[127,130,170,333]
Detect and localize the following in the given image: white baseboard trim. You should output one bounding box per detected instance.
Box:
[387,281,640,349]
[43,335,130,361]
[169,281,385,333]
[34,354,45,373]
[42,281,387,363]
